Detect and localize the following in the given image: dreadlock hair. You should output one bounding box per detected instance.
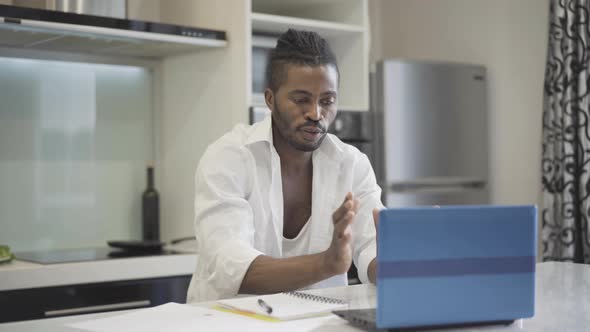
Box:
[265,29,339,93]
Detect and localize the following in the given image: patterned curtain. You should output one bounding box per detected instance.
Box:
[542,0,590,263]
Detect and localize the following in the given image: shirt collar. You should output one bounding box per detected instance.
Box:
[245,113,273,146]
[320,132,344,161]
[245,113,343,160]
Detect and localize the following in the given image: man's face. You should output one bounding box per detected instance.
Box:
[266,64,339,152]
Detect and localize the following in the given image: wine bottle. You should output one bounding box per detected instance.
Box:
[142,165,160,241]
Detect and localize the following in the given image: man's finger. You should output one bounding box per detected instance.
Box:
[336,224,353,246]
[342,224,352,241]
[343,192,352,202]
[332,199,352,224]
[334,210,355,237]
[332,194,354,223]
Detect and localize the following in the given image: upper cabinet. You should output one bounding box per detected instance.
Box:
[250,0,370,111]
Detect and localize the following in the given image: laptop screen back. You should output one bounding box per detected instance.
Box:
[376,205,536,328]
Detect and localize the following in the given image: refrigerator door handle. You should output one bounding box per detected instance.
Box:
[389,178,487,193]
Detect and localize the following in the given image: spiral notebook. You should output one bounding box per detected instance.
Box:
[217,291,348,321]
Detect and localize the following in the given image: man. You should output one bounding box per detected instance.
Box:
[187,29,383,302]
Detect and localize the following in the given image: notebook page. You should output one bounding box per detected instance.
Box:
[218,292,348,320]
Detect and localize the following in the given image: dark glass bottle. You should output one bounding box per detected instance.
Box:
[142,166,160,241]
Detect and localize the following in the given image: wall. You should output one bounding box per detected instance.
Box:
[129,0,251,242]
[159,1,251,242]
[0,58,154,251]
[369,0,549,208]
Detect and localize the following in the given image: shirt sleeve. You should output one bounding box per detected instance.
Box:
[351,153,384,284]
[192,143,263,301]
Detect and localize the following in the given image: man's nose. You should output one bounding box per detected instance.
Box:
[306,103,322,121]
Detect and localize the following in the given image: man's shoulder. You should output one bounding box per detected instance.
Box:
[208,123,252,152]
[199,122,265,169]
[324,133,365,160]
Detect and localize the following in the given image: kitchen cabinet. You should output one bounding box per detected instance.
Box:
[0,254,197,323]
[0,275,191,323]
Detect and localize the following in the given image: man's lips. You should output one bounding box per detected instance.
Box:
[299,126,325,141]
[300,126,324,134]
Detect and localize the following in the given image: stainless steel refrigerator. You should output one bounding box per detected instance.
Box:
[372,59,489,207]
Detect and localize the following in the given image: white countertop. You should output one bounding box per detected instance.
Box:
[0,253,197,291]
[1,262,589,331]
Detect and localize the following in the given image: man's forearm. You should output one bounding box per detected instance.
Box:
[239,253,336,295]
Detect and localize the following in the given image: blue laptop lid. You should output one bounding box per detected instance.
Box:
[376,205,537,329]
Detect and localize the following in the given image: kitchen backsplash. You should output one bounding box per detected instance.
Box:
[0,57,154,251]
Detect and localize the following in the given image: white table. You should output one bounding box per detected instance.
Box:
[1,262,588,331]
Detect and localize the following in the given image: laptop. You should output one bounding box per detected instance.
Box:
[334,205,537,330]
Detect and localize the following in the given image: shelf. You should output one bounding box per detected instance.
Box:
[252,0,366,26]
[251,12,364,37]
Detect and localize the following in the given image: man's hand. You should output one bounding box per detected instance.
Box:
[240,196,375,295]
[322,192,359,276]
[368,208,379,284]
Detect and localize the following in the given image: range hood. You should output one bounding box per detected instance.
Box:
[0,4,227,58]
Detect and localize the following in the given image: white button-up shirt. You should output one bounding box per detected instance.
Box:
[186,115,383,302]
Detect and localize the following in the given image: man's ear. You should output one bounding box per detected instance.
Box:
[264,88,274,112]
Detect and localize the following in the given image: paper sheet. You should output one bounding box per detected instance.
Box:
[67,302,341,332]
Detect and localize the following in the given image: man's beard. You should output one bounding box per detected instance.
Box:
[272,100,327,152]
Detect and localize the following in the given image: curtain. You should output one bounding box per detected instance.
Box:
[542,0,590,263]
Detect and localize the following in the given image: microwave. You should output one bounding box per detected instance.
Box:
[252,34,278,106]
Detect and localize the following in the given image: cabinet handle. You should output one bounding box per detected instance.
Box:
[44,300,151,317]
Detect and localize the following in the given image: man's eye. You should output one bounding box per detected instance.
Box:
[320,98,335,106]
[293,98,309,104]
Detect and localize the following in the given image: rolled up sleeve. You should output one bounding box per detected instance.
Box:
[191,144,263,301]
[351,153,384,284]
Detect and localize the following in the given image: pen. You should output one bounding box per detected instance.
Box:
[257,298,273,314]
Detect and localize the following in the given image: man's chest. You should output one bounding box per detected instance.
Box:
[245,146,356,254]
[281,172,313,239]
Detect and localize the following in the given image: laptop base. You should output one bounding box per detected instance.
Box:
[333,309,515,331]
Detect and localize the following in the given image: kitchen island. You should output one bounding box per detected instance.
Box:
[0,251,197,323]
